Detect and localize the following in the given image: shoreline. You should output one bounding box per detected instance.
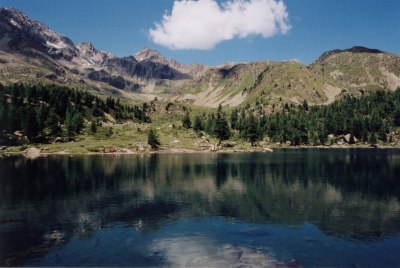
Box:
[1,144,400,158]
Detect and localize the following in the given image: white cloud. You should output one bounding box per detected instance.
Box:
[149,0,291,50]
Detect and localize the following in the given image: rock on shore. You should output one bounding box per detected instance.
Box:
[23,147,41,159]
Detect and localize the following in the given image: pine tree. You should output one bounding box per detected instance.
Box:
[205,114,215,134]
[378,122,388,142]
[214,111,230,145]
[90,120,97,134]
[0,101,9,133]
[106,127,113,138]
[182,113,192,128]
[72,112,84,133]
[148,128,160,150]
[393,108,400,127]
[230,109,239,130]
[349,133,355,144]
[368,132,377,146]
[193,115,204,132]
[91,101,101,116]
[36,104,48,133]
[302,99,309,111]
[46,109,61,136]
[370,110,382,132]
[362,129,369,143]
[24,108,39,141]
[246,114,261,146]
[64,108,75,138]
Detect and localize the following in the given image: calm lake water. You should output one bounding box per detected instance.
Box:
[1,149,400,267]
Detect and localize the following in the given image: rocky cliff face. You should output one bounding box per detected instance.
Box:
[0,7,78,60]
[134,48,208,78]
[75,42,116,66]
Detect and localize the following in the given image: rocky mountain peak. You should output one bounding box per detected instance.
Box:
[134,47,208,77]
[0,7,73,46]
[0,7,77,60]
[134,47,163,62]
[75,42,115,66]
[317,46,384,63]
[347,46,383,54]
[0,7,29,25]
[76,42,95,52]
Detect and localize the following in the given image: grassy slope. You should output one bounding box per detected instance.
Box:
[172,51,400,108]
[173,61,339,107]
[311,52,400,92]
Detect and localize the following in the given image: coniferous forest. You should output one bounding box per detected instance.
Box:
[0,84,150,145]
[196,88,400,146]
[1,83,400,147]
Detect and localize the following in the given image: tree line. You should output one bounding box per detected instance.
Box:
[0,84,150,144]
[1,83,399,147]
[183,88,400,146]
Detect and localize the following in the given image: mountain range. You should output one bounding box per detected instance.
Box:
[0,7,399,108]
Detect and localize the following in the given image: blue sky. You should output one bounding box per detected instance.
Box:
[1,0,399,65]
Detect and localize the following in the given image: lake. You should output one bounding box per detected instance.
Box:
[1,149,400,267]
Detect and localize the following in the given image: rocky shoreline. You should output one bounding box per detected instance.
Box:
[1,143,399,159]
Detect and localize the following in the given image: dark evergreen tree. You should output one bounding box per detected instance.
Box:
[92,101,102,116]
[0,101,9,133]
[368,132,378,146]
[246,114,261,146]
[24,108,39,141]
[90,120,97,134]
[302,99,309,111]
[36,104,48,133]
[378,122,389,142]
[182,113,192,128]
[205,114,215,134]
[106,127,113,138]
[369,110,382,132]
[9,104,21,131]
[349,133,355,144]
[193,115,204,132]
[214,109,230,145]
[230,109,239,129]
[148,128,160,150]
[72,112,84,133]
[393,108,400,127]
[46,109,61,136]
[64,107,75,138]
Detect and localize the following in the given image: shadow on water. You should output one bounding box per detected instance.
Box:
[0,149,400,266]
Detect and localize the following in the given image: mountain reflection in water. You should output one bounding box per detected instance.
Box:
[0,149,400,266]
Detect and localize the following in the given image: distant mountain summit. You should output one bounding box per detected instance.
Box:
[134,47,208,78]
[0,7,203,94]
[134,47,163,62]
[0,7,77,60]
[0,7,399,107]
[76,42,116,66]
[317,46,384,63]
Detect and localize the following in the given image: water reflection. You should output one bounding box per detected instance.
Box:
[0,149,400,266]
